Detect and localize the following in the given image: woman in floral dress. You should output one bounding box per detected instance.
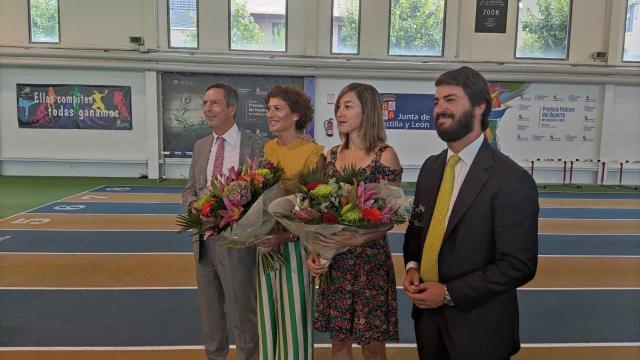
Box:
[307,83,402,360]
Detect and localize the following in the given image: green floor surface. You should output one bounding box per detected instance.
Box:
[0,176,186,218]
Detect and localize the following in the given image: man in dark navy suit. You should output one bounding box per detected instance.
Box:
[403,67,539,360]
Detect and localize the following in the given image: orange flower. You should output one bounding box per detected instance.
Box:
[340,196,349,207]
[244,172,265,187]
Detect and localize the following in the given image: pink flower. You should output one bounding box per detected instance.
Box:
[379,204,395,224]
[217,197,244,227]
[293,207,320,222]
[357,181,376,208]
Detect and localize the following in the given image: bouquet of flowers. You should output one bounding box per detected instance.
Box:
[268,167,411,279]
[177,158,286,272]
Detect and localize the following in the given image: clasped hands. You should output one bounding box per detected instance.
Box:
[313,224,394,248]
[253,231,293,254]
[403,268,446,309]
[305,225,394,277]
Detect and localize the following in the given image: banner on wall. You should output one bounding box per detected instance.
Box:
[381,93,435,130]
[16,84,132,130]
[487,82,602,160]
[161,73,310,155]
[376,83,601,160]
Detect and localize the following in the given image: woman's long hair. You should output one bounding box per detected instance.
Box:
[335,83,387,154]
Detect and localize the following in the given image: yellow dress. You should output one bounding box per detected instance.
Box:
[264,137,324,184]
[258,137,323,360]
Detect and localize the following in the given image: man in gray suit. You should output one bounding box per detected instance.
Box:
[403,67,539,359]
[182,82,266,360]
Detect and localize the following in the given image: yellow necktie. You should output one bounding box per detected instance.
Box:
[420,154,461,282]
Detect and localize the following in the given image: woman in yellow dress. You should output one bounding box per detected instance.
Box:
[256,84,324,360]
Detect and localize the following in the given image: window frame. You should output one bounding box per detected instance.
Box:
[622,0,640,63]
[228,0,289,53]
[167,0,200,49]
[386,0,447,58]
[330,0,362,55]
[514,0,573,61]
[28,0,61,44]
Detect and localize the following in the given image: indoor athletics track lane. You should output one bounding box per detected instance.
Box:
[1,185,639,360]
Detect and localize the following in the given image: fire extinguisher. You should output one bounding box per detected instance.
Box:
[324,118,334,137]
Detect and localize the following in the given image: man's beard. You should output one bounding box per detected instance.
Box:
[435,108,474,142]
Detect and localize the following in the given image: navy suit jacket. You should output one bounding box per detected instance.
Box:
[403,138,539,359]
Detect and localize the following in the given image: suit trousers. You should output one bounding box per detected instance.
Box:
[414,308,510,360]
[195,237,259,360]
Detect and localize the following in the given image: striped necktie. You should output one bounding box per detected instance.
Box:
[420,154,461,282]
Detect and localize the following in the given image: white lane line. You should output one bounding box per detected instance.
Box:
[21,213,181,216]
[2,287,639,291]
[0,229,178,232]
[522,342,640,347]
[1,343,639,350]
[4,252,640,258]
[0,252,191,255]
[0,185,104,222]
[0,287,198,290]
[398,254,637,258]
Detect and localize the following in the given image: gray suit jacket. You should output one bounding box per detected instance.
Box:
[182,129,266,259]
[403,139,539,359]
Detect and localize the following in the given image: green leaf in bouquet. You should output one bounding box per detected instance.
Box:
[318,272,330,287]
[297,168,329,187]
[335,163,364,184]
[176,212,204,233]
[209,179,222,197]
[260,251,285,273]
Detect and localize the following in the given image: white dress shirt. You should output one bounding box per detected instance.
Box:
[407,133,485,272]
[206,124,241,186]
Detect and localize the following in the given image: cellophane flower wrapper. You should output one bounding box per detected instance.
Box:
[219,184,287,272]
[176,158,286,272]
[268,183,408,268]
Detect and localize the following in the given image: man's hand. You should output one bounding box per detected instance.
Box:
[403,268,422,294]
[306,252,328,277]
[404,279,446,309]
[254,232,292,254]
[189,200,199,215]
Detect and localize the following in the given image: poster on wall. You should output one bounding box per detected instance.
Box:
[161,73,310,155]
[487,82,602,161]
[475,0,508,33]
[16,84,132,130]
[380,93,434,130]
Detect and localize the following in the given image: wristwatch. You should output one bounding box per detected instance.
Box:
[444,285,454,306]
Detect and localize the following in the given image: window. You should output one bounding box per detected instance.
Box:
[29,0,59,43]
[229,0,287,51]
[332,0,360,54]
[388,0,445,56]
[624,0,640,62]
[515,0,572,59]
[168,0,198,48]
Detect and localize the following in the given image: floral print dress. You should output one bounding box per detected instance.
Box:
[314,143,402,346]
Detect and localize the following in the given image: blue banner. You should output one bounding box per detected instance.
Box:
[17,84,132,130]
[381,93,435,130]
